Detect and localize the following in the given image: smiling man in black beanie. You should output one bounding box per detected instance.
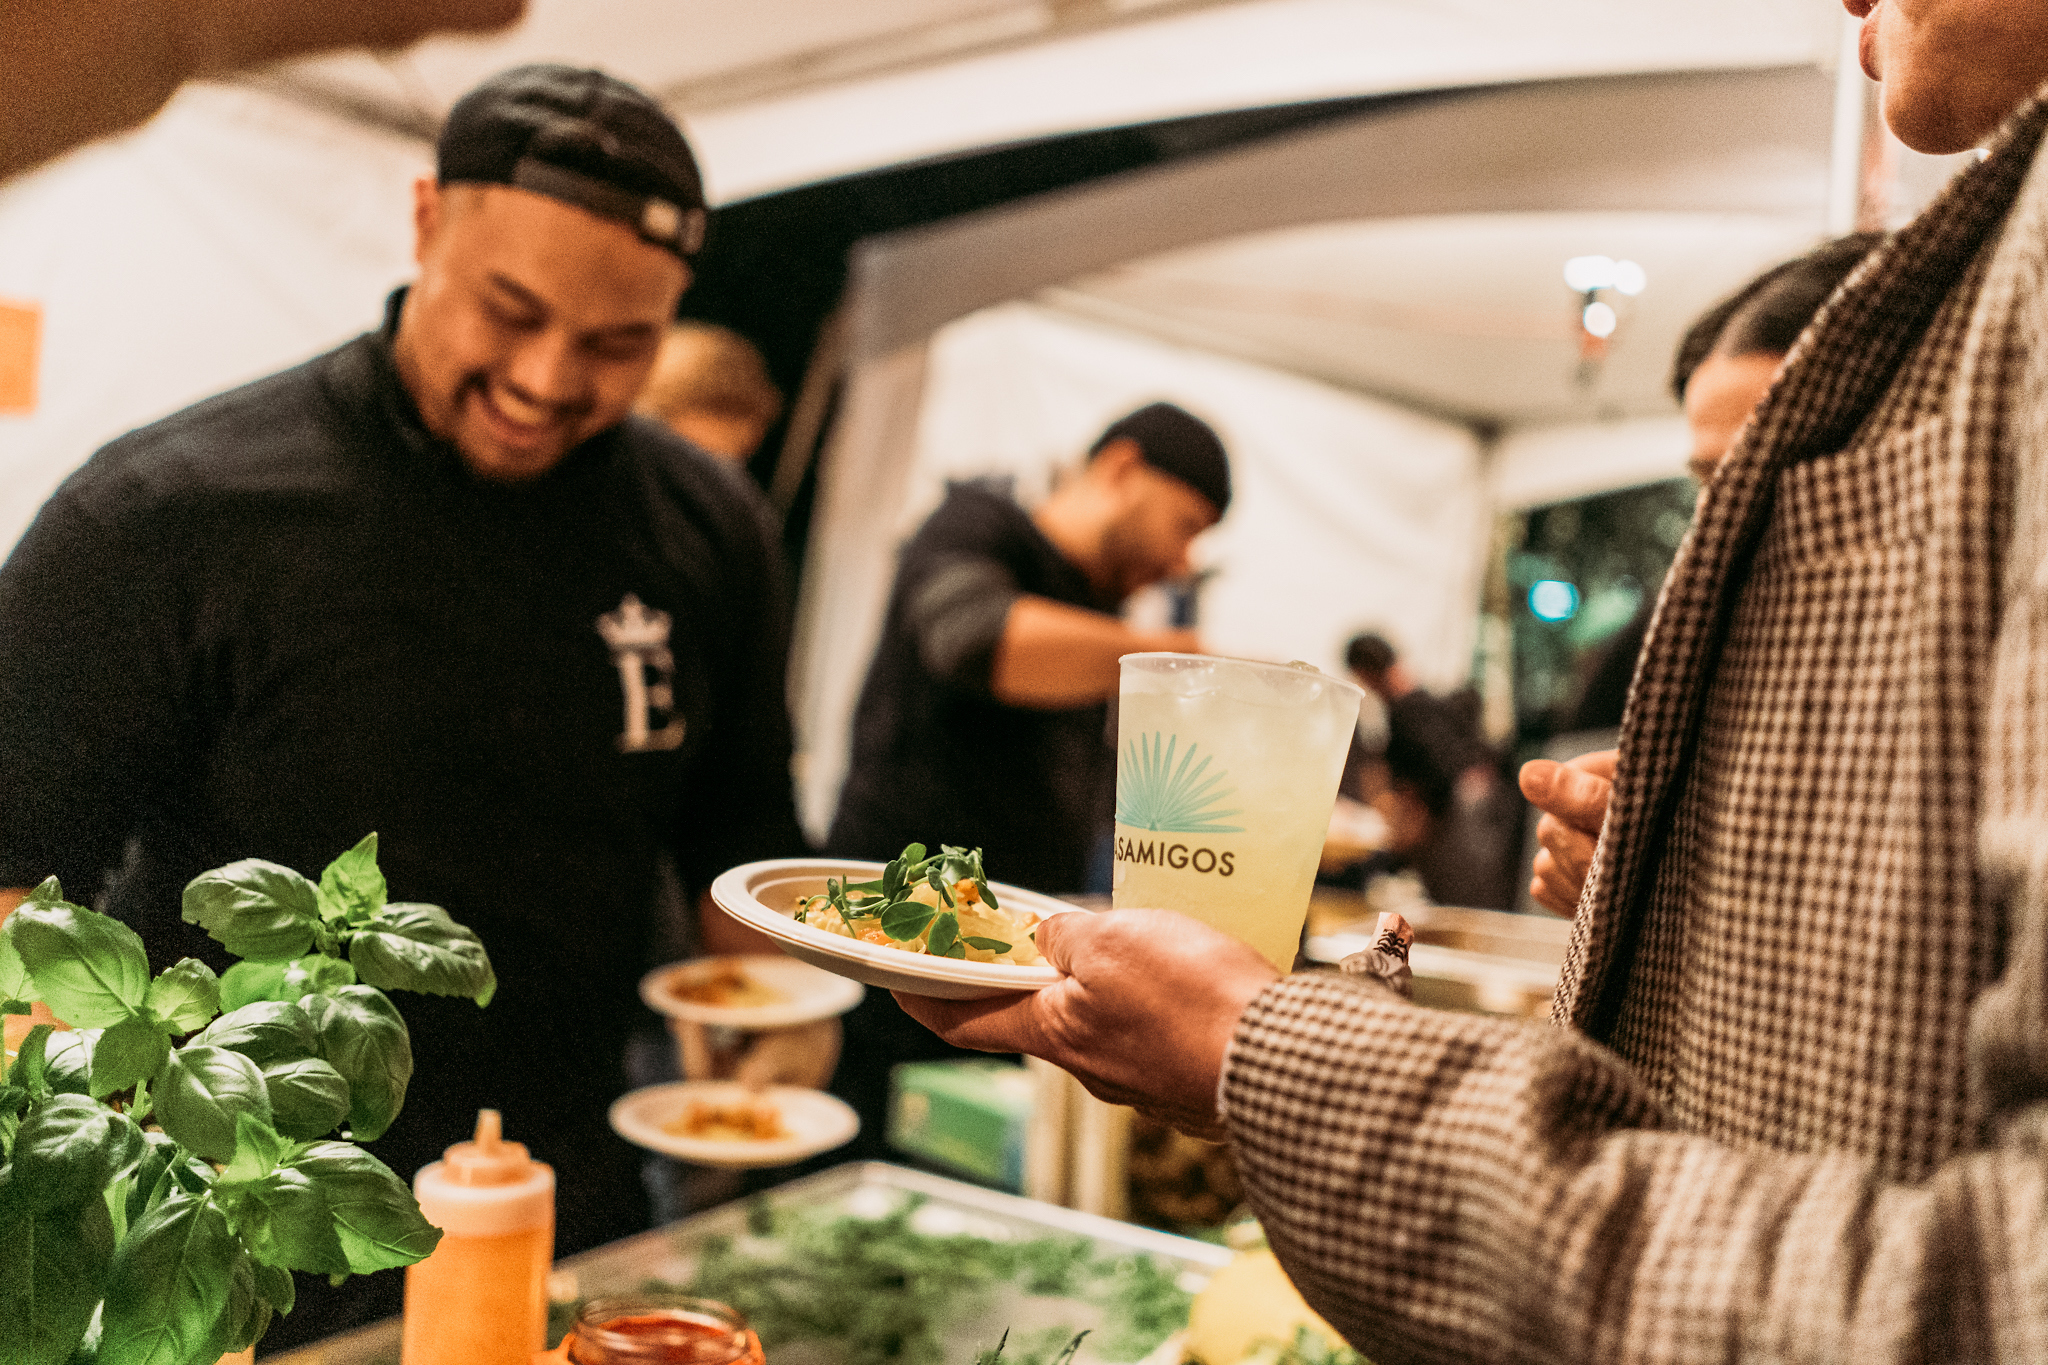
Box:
[0,64,808,1347]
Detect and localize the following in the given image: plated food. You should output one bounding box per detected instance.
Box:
[639,953,865,1029]
[796,844,1044,966]
[669,960,790,1008]
[609,1081,859,1168]
[711,855,1093,1000]
[663,1096,790,1143]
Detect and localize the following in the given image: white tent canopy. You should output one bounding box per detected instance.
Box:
[256,0,1849,203]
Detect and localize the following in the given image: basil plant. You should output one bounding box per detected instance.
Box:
[0,834,495,1365]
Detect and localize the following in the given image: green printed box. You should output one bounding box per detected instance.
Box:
[888,1060,1034,1191]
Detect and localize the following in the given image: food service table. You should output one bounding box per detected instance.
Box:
[267,1162,1231,1365]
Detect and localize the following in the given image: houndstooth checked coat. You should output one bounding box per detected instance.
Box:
[1220,86,2048,1365]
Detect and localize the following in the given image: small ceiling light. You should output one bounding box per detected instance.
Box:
[1612,260,1647,296]
[1582,300,1619,339]
[1563,255,1616,292]
[1530,580,1581,622]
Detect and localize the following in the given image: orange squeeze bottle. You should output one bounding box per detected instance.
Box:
[402,1109,556,1365]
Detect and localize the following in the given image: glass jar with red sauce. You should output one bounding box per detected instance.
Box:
[560,1295,765,1365]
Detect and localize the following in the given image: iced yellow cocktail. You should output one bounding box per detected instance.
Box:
[1112,654,1364,970]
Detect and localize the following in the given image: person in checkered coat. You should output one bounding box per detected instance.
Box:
[902,5,2048,1360]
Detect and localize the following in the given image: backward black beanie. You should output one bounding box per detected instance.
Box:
[1089,402,1231,515]
[437,64,707,259]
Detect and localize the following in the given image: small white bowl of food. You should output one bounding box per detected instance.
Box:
[608,1080,859,1168]
[639,954,865,1030]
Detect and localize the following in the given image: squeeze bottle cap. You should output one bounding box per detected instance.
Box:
[441,1109,535,1188]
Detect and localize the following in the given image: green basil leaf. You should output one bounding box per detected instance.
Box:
[218,955,357,1012]
[902,843,927,865]
[925,911,960,960]
[301,988,411,1141]
[123,1132,182,1230]
[43,1029,96,1096]
[217,1111,290,1187]
[141,959,220,1035]
[0,1084,26,1161]
[216,962,291,1013]
[9,1093,145,1213]
[181,860,320,963]
[879,901,937,941]
[962,937,1012,953]
[98,1189,241,1365]
[223,1165,349,1277]
[317,833,387,926]
[0,1186,115,1365]
[154,1045,270,1163]
[260,1057,351,1141]
[9,1023,54,1094]
[20,875,64,906]
[0,916,33,1005]
[88,1016,170,1099]
[3,901,150,1028]
[193,1001,320,1065]
[346,903,496,1007]
[284,1142,440,1273]
[221,1251,268,1357]
[252,1259,295,1318]
[975,877,999,910]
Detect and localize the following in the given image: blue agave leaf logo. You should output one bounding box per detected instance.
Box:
[1116,731,1244,833]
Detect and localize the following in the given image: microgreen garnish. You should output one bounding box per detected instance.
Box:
[801,845,1004,960]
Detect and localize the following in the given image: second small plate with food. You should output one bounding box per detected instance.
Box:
[709,857,1091,999]
[640,954,866,1029]
[609,1081,860,1168]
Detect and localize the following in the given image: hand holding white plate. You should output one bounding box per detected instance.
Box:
[709,858,1092,1000]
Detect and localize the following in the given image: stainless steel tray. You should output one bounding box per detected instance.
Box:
[273,1162,1230,1365]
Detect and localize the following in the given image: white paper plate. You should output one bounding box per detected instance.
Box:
[608,1081,860,1168]
[639,954,866,1029]
[709,858,1090,1000]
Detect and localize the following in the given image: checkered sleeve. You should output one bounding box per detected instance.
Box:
[1220,156,2048,1363]
[1224,971,2048,1364]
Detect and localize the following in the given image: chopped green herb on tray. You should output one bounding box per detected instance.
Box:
[645,1193,1192,1365]
[974,1329,1090,1365]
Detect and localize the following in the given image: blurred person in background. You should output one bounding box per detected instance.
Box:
[823,401,1229,1162]
[903,2,2048,1353]
[635,321,784,466]
[830,401,1230,896]
[1528,231,1883,912]
[1328,631,1513,908]
[0,65,812,1347]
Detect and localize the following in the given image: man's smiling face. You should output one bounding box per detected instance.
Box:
[1846,0,2048,154]
[394,180,689,482]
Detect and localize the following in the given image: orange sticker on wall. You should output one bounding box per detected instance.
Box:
[0,299,42,414]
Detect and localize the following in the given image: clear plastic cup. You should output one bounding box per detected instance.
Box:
[1113,654,1364,970]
